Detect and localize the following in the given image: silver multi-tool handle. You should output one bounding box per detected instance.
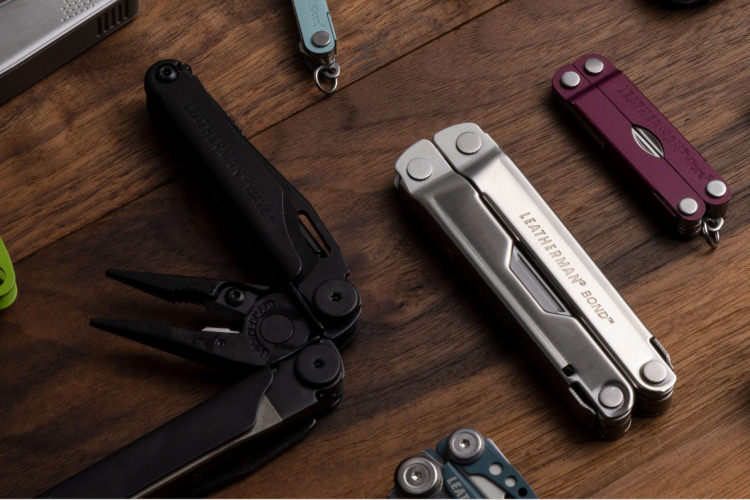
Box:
[394,123,675,438]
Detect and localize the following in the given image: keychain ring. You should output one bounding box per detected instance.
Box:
[314,62,340,95]
[701,218,723,249]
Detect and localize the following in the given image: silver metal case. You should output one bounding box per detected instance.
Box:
[394,123,675,438]
[0,0,139,104]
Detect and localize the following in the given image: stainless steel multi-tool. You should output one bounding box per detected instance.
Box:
[394,123,676,438]
[390,428,536,499]
[291,0,340,94]
[0,0,139,104]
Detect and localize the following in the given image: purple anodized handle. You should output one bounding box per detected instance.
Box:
[552,54,730,241]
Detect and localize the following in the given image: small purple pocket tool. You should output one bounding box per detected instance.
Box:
[553,54,730,247]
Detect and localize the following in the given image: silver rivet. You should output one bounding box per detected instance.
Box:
[311,30,332,48]
[560,71,581,89]
[395,456,442,497]
[456,132,482,155]
[406,158,433,181]
[447,428,484,464]
[678,197,699,216]
[642,360,668,385]
[706,180,727,199]
[598,385,624,409]
[584,58,605,75]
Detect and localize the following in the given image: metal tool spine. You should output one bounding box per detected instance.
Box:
[291,0,340,94]
[553,54,730,247]
[40,60,360,498]
[391,428,537,499]
[395,123,675,438]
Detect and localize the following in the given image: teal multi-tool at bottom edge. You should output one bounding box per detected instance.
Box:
[390,428,536,499]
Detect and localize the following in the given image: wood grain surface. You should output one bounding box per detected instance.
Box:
[1,0,749,497]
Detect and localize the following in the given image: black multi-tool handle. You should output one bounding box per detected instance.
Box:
[40,341,344,498]
[40,369,274,498]
[144,61,359,340]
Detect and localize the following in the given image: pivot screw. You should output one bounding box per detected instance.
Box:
[313,279,359,318]
[259,314,294,344]
[447,428,485,465]
[295,343,342,387]
[395,456,442,497]
[156,63,179,83]
[560,71,581,89]
[226,288,246,306]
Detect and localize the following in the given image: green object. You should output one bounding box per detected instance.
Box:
[0,237,17,309]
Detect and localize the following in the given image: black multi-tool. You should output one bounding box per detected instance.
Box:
[390,428,536,499]
[42,60,361,498]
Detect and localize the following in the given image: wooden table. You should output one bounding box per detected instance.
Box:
[1,0,749,497]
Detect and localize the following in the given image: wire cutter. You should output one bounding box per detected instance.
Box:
[42,59,361,498]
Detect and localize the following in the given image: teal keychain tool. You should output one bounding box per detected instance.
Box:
[292,0,340,94]
[0,237,17,309]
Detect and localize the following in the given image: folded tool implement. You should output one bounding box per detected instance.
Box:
[553,54,731,247]
[43,60,361,498]
[394,123,675,438]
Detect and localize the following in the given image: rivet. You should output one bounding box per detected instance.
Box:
[705,180,727,199]
[584,57,605,75]
[560,71,581,89]
[456,132,483,155]
[678,197,699,216]
[407,158,433,181]
[311,30,332,48]
[642,360,668,385]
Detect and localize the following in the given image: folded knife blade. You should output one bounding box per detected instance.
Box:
[394,123,675,438]
[553,54,730,245]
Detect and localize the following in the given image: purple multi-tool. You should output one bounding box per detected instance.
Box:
[553,54,731,247]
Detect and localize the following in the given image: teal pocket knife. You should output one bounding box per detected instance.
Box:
[0,237,17,309]
[292,0,339,94]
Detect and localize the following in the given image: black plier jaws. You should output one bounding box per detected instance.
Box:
[41,60,361,498]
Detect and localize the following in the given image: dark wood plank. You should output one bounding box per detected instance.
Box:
[2,0,750,497]
[0,0,504,262]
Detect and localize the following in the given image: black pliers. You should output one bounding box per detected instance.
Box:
[42,60,361,498]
